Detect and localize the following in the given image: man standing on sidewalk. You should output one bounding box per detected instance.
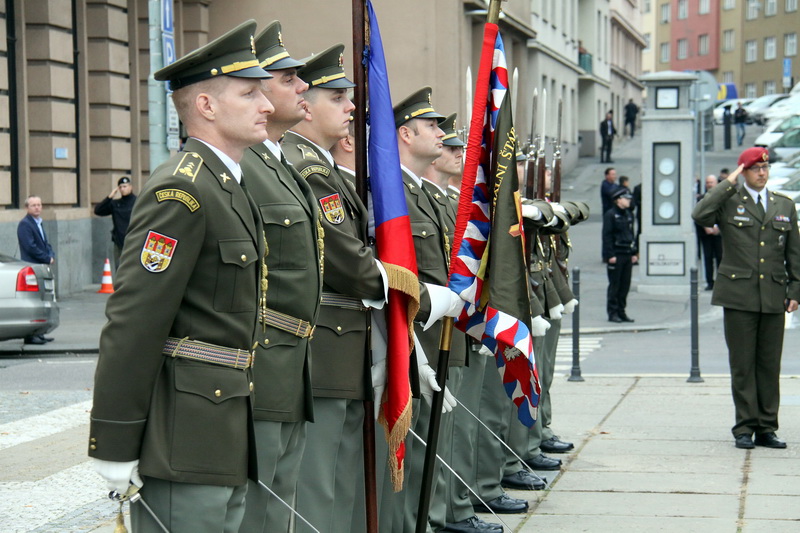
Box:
[693,147,800,450]
[603,187,637,323]
[599,111,616,163]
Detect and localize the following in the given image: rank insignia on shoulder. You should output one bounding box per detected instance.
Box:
[261,152,270,161]
[298,144,321,162]
[300,164,331,179]
[155,189,200,212]
[141,230,178,273]
[173,153,203,182]
[319,193,345,224]
[220,172,231,183]
[773,190,792,199]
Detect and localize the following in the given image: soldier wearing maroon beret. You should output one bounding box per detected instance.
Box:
[693,146,800,450]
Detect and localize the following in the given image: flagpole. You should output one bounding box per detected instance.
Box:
[352,2,378,533]
[416,2,506,531]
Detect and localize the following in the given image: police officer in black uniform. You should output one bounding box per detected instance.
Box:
[602,187,638,323]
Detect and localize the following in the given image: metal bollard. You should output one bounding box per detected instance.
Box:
[688,267,704,383]
[568,267,584,382]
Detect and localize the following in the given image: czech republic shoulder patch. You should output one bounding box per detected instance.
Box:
[319,193,345,224]
[141,230,178,272]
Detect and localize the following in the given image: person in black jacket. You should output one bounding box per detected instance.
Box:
[603,187,638,322]
[93,176,136,271]
[599,110,617,163]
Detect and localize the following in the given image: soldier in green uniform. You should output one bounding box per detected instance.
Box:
[693,147,800,450]
[238,21,322,533]
[281,44,389,533]
[88,20,272,532]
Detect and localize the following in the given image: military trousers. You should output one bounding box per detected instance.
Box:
[240,420,306,533]
[723,308,785,437]
[132,476,247,533]
[539,318,561,441]
[472,356,510,503]
[606,254,633,318]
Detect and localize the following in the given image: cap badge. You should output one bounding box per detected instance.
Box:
[762,152,768,161]
[278,31,284,47]
[427,93,432,105]
[338,53,344,68]
[250,35,256,55]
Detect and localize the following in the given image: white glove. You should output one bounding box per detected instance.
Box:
[521,204,542,220]
[372,359,387,420]
[422,284,465,330]
[545,215,560,227]
[531,315,551,337]
[478,345,494,357]
[445,290,464,318]
[92,458,143,494]
[562,299,578,314]
[418,363,456,413]
[549,304,564,320]
[551,203,567,215]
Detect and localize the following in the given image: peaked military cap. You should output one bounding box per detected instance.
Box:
[393,87,446,128]
[611,187,633,201]
[154,19,271,91]
[298,44,356,89]
[440,113,466,147]
[571,200,591,221]
[561,201,582,223]
[254,20,305,71]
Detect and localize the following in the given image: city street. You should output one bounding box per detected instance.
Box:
[2,124,800,531]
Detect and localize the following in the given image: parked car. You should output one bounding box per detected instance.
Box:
[768,126,800,162]
[0,253,58,341]
[755,114,800,147]
[745,93,790,125]
[713,98,753,125]
[762,93,800,124]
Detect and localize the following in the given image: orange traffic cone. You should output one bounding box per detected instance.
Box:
[98,258,114,294]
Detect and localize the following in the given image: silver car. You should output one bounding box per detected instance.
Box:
[0,253,59,341]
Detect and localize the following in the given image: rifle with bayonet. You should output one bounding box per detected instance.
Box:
[523,89,539,261]
[535,88,547,201]
[551,99,562,203]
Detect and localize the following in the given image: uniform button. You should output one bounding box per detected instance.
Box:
[90,438,97,443]
[241,254,247,261]
[760,274,765,279]
[90,444,97,450]
[760,242,765,247]
[337,326,342,331]
[264,339,269,344]
[215,389,222,397]
[731,274,736,279]
[738,223,742,227]
[762,226,766,230]
[284,218,290,225]
[760,258,765,263]
[249,382,254,392]
[422,231,427,236]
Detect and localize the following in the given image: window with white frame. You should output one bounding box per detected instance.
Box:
[765,80,776,94]
[765,37,776,59]
[745,83,757,98]
[644,33,651,51]
[788,0,798,12]
[723,71,734,84]
[678,38,688,59]
[661,2,670,22]
[723,30,735,51]
[699,35,710,55]
[765,0,778,15]
[724,0,736,8]
[699,0,710,13]
[746,0,759,19]
[746,40,758,62]
[786,33,798,56]
[660,42,670,63]
[678,0,688,18]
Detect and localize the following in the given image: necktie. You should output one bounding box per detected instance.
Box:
[756,194,765,217]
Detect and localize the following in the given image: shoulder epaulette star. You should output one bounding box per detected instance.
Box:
[261,152,270,161]
[220,172,231,183]
[173,152,203,182]
[434,192,441,199]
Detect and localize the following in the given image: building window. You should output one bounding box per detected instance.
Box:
[644,33,651,51]
[789,0,798,13]
[699,35,710,55]
[678,0,688,18]
[699,0,710,14]
[677,38,688,59]
[765,36,777,59]
[745,83,757,98]
[765,0,777,15]
[765,80,777,94]
[660,3,670,23]
[660,42,670,63]
[745,40,758,62]
[786,33,798,56]
[746,0,759,19]
[645,0,651,13]
[723,30,735,51]
[724,0,736,8]
[723,71,734,84]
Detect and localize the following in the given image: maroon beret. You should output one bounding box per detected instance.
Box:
[737,147,768,169]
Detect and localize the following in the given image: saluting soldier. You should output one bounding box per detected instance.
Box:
[88,20,272,532]
[281,44,389,533]
[238,21,322,533]
[693,147,800,450]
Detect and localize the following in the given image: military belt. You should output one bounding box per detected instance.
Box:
[320,292,368,312]
[261,308,315,338]
[163,337,254,370]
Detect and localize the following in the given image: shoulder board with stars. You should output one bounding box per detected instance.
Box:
[173,152,203,182]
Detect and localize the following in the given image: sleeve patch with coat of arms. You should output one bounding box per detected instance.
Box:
[141,230,178,272]
[318,193,345,224]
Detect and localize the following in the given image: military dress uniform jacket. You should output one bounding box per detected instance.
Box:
[282,131,384,400]
[692,182,800,313]
[240,145,321,422]
[89,139,263,486]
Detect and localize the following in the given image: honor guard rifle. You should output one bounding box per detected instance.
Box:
[523,89,539,260]
[551,99,563,203]
[535,89,547,201]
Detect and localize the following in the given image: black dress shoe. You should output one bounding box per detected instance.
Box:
[754,432,787,449]
[501,469,546,490]
[734,434,754,449]
[618,314,635,323]
[473,493,528,514]
[540,436,574,453]
[24,335,47,345]
[524,453,562,471]
[442,516,503,532]
[39,335,54,342]
[704,283,714,291]
[608,314,623,323]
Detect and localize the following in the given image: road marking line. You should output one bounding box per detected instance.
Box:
[0,400,92,451]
